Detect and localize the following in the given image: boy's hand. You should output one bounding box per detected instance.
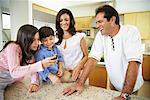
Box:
[57,69,63,77]
[29,84,39,93]
[41,57,57,68]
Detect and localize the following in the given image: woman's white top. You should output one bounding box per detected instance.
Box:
[57,32,86,70]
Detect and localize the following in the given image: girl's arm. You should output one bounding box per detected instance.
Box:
[6,43,43,79]
[77,37,88,69]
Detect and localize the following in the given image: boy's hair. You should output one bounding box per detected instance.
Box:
[39,26,54,41]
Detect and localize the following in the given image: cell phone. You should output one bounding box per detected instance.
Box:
[51,55,57,60]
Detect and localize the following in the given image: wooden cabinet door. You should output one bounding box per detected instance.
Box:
[89,64,107,88]
[136,12,150,39]
[75,16,92,30]
[124,12,150,39]
[142,55,150,81]
[124,13,137,26]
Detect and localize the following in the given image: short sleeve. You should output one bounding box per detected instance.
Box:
[89,32,104,61]
[123,26,143,63]
[77,32,86,41]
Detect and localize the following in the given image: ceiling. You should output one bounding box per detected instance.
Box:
[32,0,112,11]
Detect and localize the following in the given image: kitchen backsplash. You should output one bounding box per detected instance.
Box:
[142,39,150,52]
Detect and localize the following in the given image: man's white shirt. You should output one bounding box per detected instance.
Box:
[89,25,144,92]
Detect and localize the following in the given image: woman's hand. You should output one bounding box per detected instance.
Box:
[72,65,82,81]
[41,57,57,68]
[29,84,39,93]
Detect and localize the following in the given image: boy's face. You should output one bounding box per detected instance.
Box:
[41,36,55,50]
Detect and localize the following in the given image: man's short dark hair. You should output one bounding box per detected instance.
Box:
[95,5,120,25]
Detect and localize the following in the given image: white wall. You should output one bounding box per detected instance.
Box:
[33,20,56,32]
[116,0,150,14]
[69,0,150,17]
[10,0,32,40]
[68,3,101,17]
[0,3,2,50]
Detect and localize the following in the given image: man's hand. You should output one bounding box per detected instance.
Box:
[29,84,39,93]
[62,82,84,96]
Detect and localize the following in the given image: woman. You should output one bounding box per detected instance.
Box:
[56,8,88,82]
[0,24,57,100]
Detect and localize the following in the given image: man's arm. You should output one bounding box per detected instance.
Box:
[121,61,139,94]
[62,57,97,96]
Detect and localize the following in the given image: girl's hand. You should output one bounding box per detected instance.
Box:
[57,69,63,77]
[72,65,82,81]
[29,84,39,93]
[41,57,57,68]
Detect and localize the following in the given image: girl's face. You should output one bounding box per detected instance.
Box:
[60,13,70,31]
[30,32,39,51]
[41,36,55,50]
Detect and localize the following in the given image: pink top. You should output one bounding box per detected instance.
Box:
[0,43,43,85]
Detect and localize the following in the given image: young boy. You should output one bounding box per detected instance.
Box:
[35,26,63,84]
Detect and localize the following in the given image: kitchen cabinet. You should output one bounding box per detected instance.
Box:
[89,64,107,88]
[75,16,93,30]
[124,11,150,39]
[142,55,150,81]
[75,16,95,38]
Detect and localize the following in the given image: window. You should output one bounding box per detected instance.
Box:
[2,13,11,29]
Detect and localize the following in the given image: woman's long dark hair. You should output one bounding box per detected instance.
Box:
[56,8,76,45]
[1,24,38,65]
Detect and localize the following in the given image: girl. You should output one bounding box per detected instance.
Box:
[0,24,57,100]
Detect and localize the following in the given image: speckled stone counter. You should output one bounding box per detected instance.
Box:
[4,77,149,100]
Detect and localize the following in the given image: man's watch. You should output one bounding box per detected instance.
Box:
[121,93,131,100]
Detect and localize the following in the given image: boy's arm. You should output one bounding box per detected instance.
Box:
[57,61,63,77]
[58,61,63,70]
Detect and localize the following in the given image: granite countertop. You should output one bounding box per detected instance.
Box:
[5,77,149,100]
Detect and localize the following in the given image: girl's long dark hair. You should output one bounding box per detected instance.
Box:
[56,8,76,45]
[1,24,38,65]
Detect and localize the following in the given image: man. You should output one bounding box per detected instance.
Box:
[62,5,144,100]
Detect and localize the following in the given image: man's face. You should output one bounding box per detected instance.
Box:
[95,12,112,36]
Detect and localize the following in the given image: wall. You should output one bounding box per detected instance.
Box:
[0,3,2,50]
[68,3,107,17]
[10,0,32,40]
[0,0,10,50]
[69,0,150,17]
[116,0,150,14]
[33,20,56,32]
